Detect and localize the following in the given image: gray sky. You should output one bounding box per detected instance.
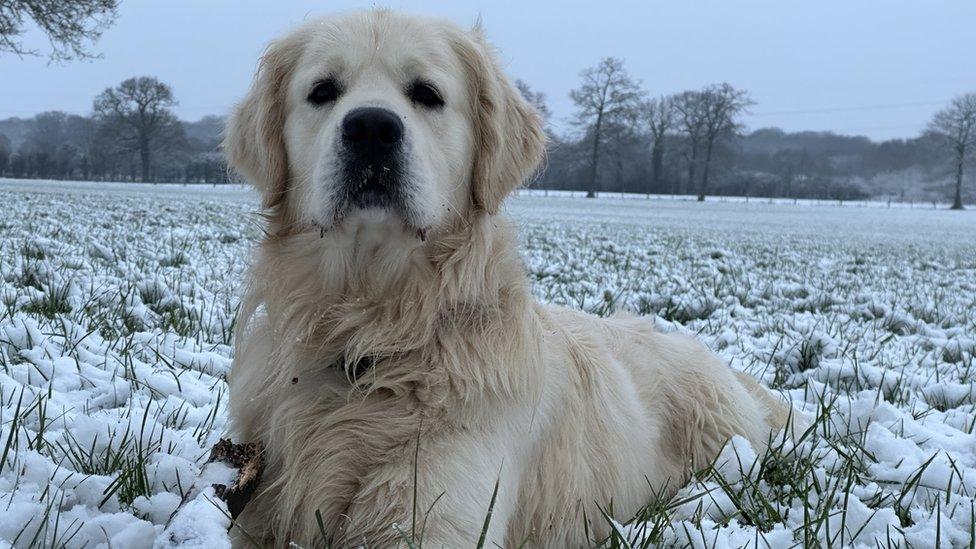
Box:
[1,0,974,141]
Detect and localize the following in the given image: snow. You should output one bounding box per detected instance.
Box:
[1,178,974,548]
[155,487,232,549]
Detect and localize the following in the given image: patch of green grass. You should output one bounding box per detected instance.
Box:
[21,281,72,318]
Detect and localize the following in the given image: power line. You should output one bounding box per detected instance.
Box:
[745,122,927,134]
[830,123,927,133]
[174,105,233,112]
[751,100,945,117]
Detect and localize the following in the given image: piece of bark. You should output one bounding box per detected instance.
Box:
[207,438,265,520]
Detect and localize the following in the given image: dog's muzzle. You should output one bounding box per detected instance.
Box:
[340,107,406,209]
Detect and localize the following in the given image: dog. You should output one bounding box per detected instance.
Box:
[224,10,793,548]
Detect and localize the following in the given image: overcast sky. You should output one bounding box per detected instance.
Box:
[1,0,974,141]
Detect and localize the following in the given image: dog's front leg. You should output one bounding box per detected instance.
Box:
[338,427,519,548]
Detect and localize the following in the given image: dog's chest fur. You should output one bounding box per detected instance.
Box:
[230,217,558,546]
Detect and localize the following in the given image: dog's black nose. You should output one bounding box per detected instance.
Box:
[341,107,403,153]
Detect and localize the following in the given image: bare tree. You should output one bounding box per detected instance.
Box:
[94,76,180,182]
[928,93,976,210]
[64,114,97,178]
[0,0,118,61]
[698,83,752,201]
[674,90,707,196]
[673,84,752,201]
[515,79,552,125]
[639,96,677,194]
[0,133,10,176]
[570,57,643,197]
[19,110,68,177]
[26,111,68,154]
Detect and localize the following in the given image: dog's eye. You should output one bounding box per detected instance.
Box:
[407,80,444,109]
[307,78,342,106]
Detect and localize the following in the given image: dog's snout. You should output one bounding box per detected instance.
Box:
[338,107,406,209]
[342,107,404,152]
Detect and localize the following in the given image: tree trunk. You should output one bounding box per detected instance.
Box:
[699,140,714,202]
[784,165,794,200]
[615,156,625,195]
[651,140,664,194]
[951,152,965,210]
[587,112,604,198]
[140,137,152,183]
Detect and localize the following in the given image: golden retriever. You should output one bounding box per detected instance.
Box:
[223,10,792,548]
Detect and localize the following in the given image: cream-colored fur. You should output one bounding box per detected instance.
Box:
[224,10,792,548]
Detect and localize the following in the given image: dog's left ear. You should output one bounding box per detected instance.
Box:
[223,33,304,210]
[452,26,546,215]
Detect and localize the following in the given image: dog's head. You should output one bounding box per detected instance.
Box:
[225,10,544,240]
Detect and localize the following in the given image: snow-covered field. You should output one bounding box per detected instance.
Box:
[1,179,974,548]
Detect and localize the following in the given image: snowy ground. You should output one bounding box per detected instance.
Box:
[1,179,974,548]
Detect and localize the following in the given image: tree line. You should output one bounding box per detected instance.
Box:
[0,67,973,207]
[523,57,975,208]
[0,77,227,184]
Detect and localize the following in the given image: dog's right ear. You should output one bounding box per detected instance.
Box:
[449,24,546,215]
[223,36,302,209]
